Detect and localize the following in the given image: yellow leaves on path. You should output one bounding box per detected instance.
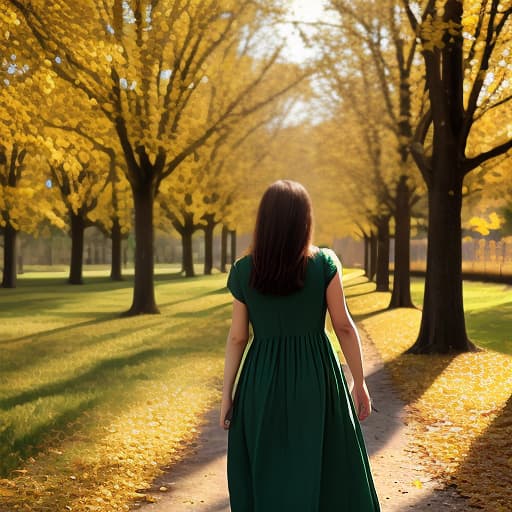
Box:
[363,308,512,510]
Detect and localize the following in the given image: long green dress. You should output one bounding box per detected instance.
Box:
[226,249,380,511]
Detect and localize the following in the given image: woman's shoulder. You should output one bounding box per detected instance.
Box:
[310,246,341,266]
[231,254,252,274]
[310,247,342,281]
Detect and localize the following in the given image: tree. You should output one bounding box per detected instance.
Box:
[403,0,512,352]
[0,72,64,287]
[6,0,307,314]
[320,0,426,306]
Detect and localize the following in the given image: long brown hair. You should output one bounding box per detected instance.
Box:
[250,180,314,295]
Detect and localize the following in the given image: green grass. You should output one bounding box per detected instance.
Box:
[0,268,230,478]
[410,278,512,354]
[0,267,510,487]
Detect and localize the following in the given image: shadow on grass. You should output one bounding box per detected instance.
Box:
[174,302,230,319]
[1,313,122,345]
[343,277,372,289]
[395,394,512,511]
[451,393,512,509]
[0,396,101,476]
[0,347,168,410]
[0,318,174,378]
[0,339,221,477]
[0,296,232,478]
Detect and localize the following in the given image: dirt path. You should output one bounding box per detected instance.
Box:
[136,332,469,511]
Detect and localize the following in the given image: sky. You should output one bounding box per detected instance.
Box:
[282,0,330,62]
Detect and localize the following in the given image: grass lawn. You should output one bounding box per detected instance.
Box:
[0,267,230,510]
[410,278,512,355]
[0,268,510,510]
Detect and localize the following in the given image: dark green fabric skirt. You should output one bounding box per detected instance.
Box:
[227,333,380,511]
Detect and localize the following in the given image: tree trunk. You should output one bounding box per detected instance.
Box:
[408,160,476,353]
[220,225,228,273]
[1,223,17,288]
[126,181,159,314]
[69,213,85,285]
[369,231,377,281]
[182,226,195,278]
[389,175,414,308]
[375,216,390,292]
[47,237,53,266]
[111,217,123,281]
[363,234,370,278]
[203,215,215,275]
[230,229,237,264]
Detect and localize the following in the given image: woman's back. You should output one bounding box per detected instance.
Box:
[227,249,336,338]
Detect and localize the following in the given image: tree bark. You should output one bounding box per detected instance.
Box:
[369,231,377,281]
[203,214,216,275]
[220,225,228,273]
[69,213,85,285]
[375,216,390,292]
[126,180,159,314]
[408,158,476,353]
[363,234,370,278]
[389,175,414,307]
[111,217,123,281]
[182,228,195,278]
[230,229,237,264]
[1,223,17,288]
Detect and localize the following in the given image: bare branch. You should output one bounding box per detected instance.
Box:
[464,138,512,174]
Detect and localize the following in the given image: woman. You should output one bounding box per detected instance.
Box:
[220,180,380,511]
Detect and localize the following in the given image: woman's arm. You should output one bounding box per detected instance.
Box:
[220,298,250,429]
[326,271,372,421]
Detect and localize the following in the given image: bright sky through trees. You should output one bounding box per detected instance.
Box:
[283,0,329,62]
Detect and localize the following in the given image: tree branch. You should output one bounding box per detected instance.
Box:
[464,138,512,174]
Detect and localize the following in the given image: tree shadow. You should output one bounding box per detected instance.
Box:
[393,397,512,511]
[0,347,168,410]
[1,313,123,345]
[449,393,512,510]
[174,302,230,319]
[0,340,217,477]
[0,318,174,383]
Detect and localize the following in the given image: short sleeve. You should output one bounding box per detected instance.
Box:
[227,261,245,303]
[322,248,342,285]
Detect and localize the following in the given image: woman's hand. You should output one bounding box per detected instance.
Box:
[351,381,372,422]
[220,396,233,430]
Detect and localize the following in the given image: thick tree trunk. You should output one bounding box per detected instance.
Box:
[375,216,390,292]
[389,176,414,308]
[408,161,476,353]
[369,231,377,281]
[220,225,228,273]
[2,223,17,288]
[111,217,123,281]
[230,229,237,264]
[126,181,159,314]
[203,215,215,275]
[69,213,85,285]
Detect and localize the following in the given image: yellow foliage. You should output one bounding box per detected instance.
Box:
[468,211,504,235]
